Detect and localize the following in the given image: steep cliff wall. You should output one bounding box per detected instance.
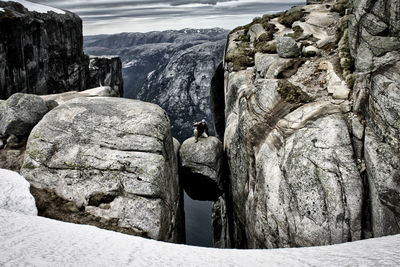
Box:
[210,0,387,249]
[212,0,400,249]
[87,56,123,96]
[349,0,400,237]
[0,0,123,99]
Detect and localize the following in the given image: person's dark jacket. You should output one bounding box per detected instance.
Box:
[194,122,209,135]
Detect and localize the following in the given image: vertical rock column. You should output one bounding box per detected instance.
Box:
[0,1,88,98]
[349,0,400,237]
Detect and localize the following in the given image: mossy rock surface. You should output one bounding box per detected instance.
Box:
[255,41,277,54]
[279,6,305,28]
[226,42,255,71]
[277,79,312,103]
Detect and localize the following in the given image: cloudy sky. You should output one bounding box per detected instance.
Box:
[35,0,305,35]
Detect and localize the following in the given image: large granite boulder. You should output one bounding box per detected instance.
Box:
[0,169,37,216]
[21,97,183,242]
[179,136,223,201]
[0,93,48,137]
[349,0,400,237]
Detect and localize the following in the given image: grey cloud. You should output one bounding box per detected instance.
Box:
[34,0,305,34]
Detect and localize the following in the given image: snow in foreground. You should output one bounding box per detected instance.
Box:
[1,208,400,267]
[3,0,65,14]
[0,169,399,266]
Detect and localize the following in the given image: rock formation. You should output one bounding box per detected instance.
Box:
[83,29,229,141]
[86,56,124,96]
[21,97,184,242]
[0,0,123,99]
[349,0,400,237]
[179,136,223,201]
[0,87,119,172]
[211,1,368,248]
[0,93,49,137]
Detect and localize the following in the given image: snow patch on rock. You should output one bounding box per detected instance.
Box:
[0,169,37,216]
[4,0,65,14]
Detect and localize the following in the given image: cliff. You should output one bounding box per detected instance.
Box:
[84,29,228,141]
[0,0,123,99]
[349,0,400,237]
[211,0,400,248]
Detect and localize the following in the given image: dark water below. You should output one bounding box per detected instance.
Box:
[184,191,213,247]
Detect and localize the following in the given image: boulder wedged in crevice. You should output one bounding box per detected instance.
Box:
[179,137,223,201]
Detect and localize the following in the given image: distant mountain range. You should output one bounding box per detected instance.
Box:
[84,28,229,141]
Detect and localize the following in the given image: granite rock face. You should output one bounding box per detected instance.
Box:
[0,1,87,99]
[21,97,183,242]
[84,28,228,141]
[0,1,123,99]
[349,0,400,237]
[212,2,364,248]
[0,93,48,137]
[179,136,223,201]
[86,56,123,96]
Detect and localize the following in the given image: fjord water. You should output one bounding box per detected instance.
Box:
[184,191,213,247]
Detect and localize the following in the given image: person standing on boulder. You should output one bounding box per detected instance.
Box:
[193,119,209,143]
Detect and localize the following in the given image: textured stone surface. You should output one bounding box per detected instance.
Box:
[1,209,400,266]
[248,24,266,42]
[276,37,300,58]
[179,136,223,201]
[212,1,362,249]
[0,93,48,137]
[349,0,400,238]
[21,97,183,242]
[39,86,118,104]
[0,1,88,99]
[0,168,37,216]
[0,148,25,172]
[87,56,123,96]
[0,1,123,99]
